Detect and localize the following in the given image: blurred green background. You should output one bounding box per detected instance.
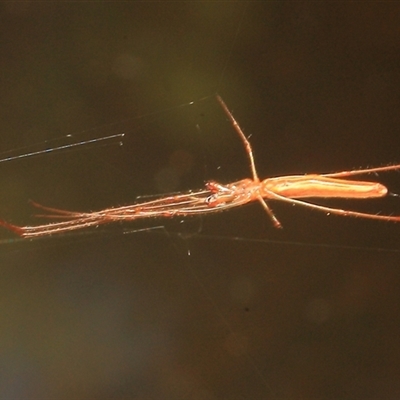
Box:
[0,3,399,399]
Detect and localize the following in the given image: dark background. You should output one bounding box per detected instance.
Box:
[0,3,400,399]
